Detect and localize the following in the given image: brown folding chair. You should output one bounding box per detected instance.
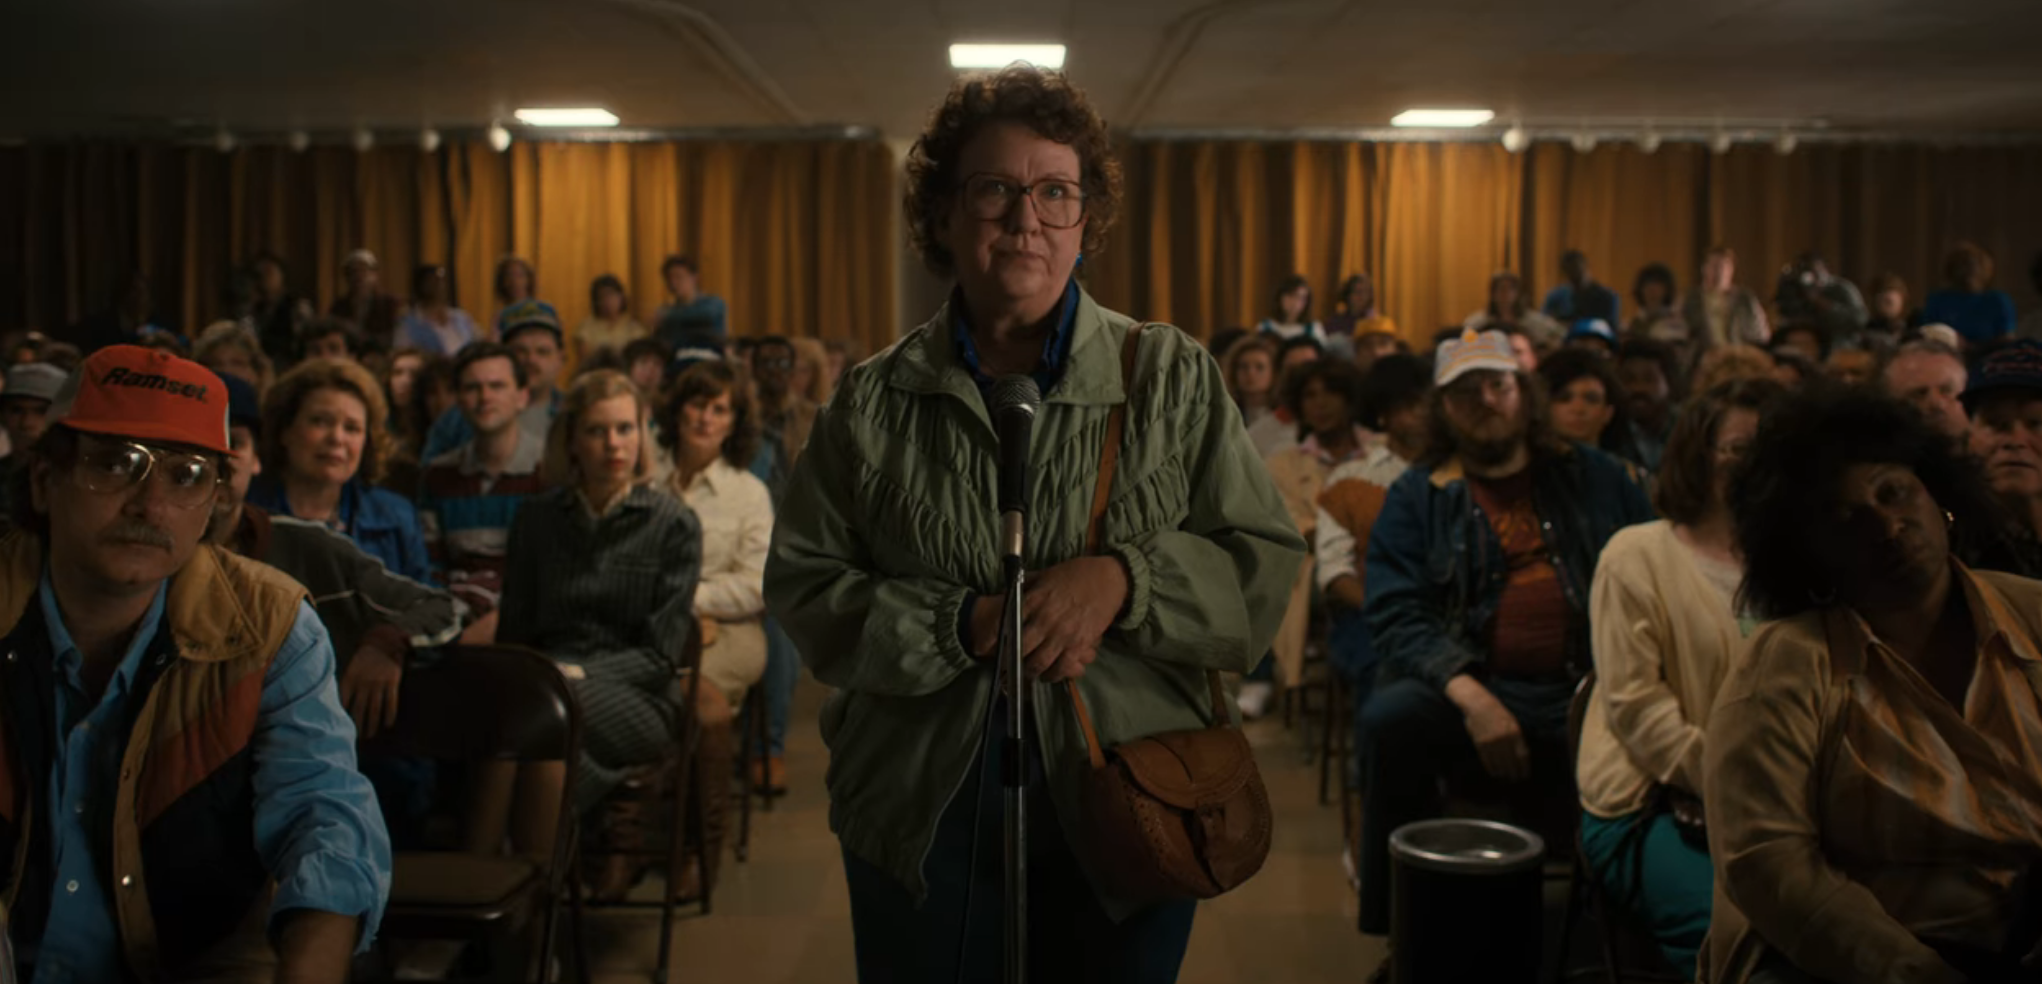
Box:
[358,644,581,984]
[570,622,707,984]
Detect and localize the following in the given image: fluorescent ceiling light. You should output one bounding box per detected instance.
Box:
[950,44,1066,69]
[1391,109,1496,128]
[513,107,619,127]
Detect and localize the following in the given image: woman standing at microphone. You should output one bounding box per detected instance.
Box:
[765,66,1307,983]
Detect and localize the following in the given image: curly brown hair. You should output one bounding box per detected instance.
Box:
[260,358,393,486]
[903,65,1123,278]
[659,361,760,473]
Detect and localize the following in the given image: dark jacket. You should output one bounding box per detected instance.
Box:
[0,534,304,980]
[227,505,463,669]
[1364,442,1655,691]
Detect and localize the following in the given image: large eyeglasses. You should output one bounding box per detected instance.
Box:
[959,173,1087,229]
[74,438,222,509]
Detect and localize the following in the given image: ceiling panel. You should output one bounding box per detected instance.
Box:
[2,0,2039,139]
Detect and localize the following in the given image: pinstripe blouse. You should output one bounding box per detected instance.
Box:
[1701,563,2042,984]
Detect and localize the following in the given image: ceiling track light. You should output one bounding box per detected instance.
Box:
[1710,131,1734,155]
[351,127,375,153]
[419,126,442,153]
[487,123,512,153]
[213,128,236,154]
[1571,132,1598,154]
[287,130,310,153]
[1500,124,1529,154]
[1636,130,1662,154]
[1774,132,1798,155]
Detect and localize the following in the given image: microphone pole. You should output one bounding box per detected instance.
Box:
[989,375,1040,984]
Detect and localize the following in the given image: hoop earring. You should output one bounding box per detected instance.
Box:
[1945,510,1955,529]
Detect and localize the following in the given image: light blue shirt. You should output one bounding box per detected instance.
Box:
[29,575,389,983]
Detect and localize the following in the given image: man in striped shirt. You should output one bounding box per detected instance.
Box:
[418,342,549,643]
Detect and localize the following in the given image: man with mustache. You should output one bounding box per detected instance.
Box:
[0,346,389,983]
[1964,339,2042,553]
[1354,329,1654,973]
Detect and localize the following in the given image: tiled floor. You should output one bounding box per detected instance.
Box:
[578,678,1384,983]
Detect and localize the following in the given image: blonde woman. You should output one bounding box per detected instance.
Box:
[789,336,835,408]
[194,319,276,394]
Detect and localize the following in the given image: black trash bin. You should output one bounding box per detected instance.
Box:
[1388,818,1546,984]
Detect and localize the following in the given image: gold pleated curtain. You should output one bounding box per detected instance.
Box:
[0,139,899,357]
[1085,140,2042,345]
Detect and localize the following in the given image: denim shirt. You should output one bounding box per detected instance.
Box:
[247,478,435,587]
[27,577,390,983]
[949,279,1080,396]
[1363,442,1654,692]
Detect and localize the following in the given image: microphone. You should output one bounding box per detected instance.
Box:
[990,375,1042,563]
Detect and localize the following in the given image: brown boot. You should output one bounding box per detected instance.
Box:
[684,687,734,901]
[591,799,648,903]
[753,756,788,796]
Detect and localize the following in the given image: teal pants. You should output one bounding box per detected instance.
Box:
[1579,809,1712,973]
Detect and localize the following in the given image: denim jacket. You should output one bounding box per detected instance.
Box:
[1363,442,1654,692]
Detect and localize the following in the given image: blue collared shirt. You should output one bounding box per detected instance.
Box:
[29,576,391,984]
[951,280,1081,396]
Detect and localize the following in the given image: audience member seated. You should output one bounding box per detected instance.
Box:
[1922,241,2019,346]
[1823,341,1882,387]
[1692,344,1777,396]
[419,343,550,644]
[576,274,647,368]
[1864,272,1919,341]
[1262,358,1370,701]
[397,264,480,357]
[329,249,401,355]
[1466,271,1565,352]
[1353,328,1405,373]
[1578,378,1781,973]
[194,319,277,394]
[250,358,434,585]
[622,337,672,399]
[1358,329,1652,959]
[247,250,315,369]
[1221,334,1284,459]
[1543,249,1622,326]
[1682,246,1771,359]
[1704,388,2042,984]
[1325,273,1399,354]
[1566,317,1620,356]
[492,255,539,336]
[750,336,818,491]
[0,362,64,517]
[1770,348,1818,389]
[381,351,453,497]
[1962,340,2042,569]
[652,255,727,347]
[661,361,771,705]
[210,373,460,846]
[498,370,702,896]
[299,316,364,364]
[1315,353,1431,875]
[1628,263,1688,354]
[1,346,389,981]
[1774,251,1868,340]
[1617,338,1682,472]
[420,301,566,460]
[1257,274,1329,346]
[1881,338,1969,441]
[790,336,836,410]
[1540,347,1643,466]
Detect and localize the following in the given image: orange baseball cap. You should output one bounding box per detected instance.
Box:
[48,345,232,455]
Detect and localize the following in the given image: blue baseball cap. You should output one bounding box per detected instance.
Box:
[1567,318,1617,345]
[1962,339,2042,412]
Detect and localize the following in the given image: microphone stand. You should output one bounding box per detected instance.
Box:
[998,525,1028,984]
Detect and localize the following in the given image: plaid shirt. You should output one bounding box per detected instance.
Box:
[1702,563,2042,984]
[417,430,549,617]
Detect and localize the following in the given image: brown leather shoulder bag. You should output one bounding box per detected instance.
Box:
[1064,322,1274,903]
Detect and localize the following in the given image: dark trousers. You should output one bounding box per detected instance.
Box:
[1356,675,1574,934]
[841,705,1196,984]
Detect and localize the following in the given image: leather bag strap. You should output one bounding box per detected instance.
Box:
[1065,324,1231,769]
